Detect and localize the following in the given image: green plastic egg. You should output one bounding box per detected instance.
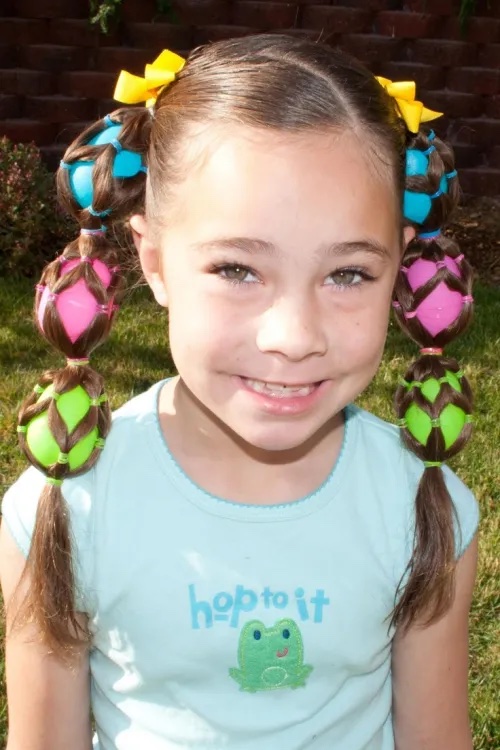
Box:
[440,403,467,450]
[38,384,91,432]
[25,384,99,471]
[420,371,462,404]
[404,403,432,446]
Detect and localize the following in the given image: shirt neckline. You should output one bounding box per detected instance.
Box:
[146,379,358,522]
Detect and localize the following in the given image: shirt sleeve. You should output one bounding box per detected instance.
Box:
[442,465,480,558]
[2,466,96,613]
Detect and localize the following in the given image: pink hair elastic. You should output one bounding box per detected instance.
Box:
[420,347,443,355]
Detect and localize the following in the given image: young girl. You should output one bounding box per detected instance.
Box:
[1,34,479,750]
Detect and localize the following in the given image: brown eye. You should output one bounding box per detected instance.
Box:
[329,269,363,287]
[217,264,256,283]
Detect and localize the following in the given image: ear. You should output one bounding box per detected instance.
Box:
[129,214,168,308]
[403,225,416,249]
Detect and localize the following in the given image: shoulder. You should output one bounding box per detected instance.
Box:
[347,404,479,556]
[1,380,165,560]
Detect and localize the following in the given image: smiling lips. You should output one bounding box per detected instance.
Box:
[242,378,320,398]
[276,647,289,658]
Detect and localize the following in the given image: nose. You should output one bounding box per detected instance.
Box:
[255,294,328,362]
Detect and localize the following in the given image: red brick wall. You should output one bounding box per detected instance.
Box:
[1,0,499,195]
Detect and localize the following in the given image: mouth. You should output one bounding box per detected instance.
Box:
[241,378,322,399]
[276,648,289,658]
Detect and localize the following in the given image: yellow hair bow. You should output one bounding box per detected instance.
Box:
[375,76,442,134]
[114,50,186,107]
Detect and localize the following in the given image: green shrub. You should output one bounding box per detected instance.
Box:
[0,137,74,278]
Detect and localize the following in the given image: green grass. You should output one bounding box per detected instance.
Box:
[0,276,498,747]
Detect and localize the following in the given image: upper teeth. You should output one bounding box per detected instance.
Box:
[244,379,315,397]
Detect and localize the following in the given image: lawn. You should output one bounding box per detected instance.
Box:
[0,275,498,747]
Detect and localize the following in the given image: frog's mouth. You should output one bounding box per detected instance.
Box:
[276,647,289,658]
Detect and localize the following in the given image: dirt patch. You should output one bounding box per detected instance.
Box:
[446,197,500,287]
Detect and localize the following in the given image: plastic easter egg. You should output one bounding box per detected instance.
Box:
[38,384,91,433]
[420,371,462,404]
[404,403,431,446]
[406,149,429,177]
[440,403,468,449]
[37,257,113,343]
[66,123,145,210]
[403,191,432,225]
[406,256,461,292]
[25,385,100,471]
[89,124,122,147]
[25,412,61,468]
[412,283,463,336]
[69,161,94,209]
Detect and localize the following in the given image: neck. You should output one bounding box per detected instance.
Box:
[158,377,345,505]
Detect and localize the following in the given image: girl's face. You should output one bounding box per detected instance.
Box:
[136,127,413,453]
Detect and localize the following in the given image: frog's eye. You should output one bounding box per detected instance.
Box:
[282,629,290,639]
[253,629,262,640]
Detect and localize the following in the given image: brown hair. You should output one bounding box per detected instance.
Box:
[13,34,472,653]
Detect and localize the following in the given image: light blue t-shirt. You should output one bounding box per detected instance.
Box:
[2,380,479,750]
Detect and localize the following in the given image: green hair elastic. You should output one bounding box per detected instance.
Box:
[424,461,443,468]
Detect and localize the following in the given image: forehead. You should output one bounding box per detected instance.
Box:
[162,126,399,249]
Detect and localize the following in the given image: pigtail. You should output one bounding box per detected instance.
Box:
[14,107,151,654]
[391,129,474,631]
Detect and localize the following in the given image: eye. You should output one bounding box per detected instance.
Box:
[328,269,364,287]
[211,263,258,284]
[282,629,290,639]
[253,629,262,640]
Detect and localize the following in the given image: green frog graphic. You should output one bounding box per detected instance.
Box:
[229,618,313,692]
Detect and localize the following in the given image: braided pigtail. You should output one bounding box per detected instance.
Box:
[15,107,151,653]
[391,128,474,630]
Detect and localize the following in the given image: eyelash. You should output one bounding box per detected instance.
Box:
[209,263,376,291]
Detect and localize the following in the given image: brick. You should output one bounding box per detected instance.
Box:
[0,94,21,119]
[404,0,455,13]
[458,168,500,197]
[124,22,193,50]
[422,90,483,119]
[15,0,88,19]
[0,119,56,145]
[449,118,500,149]
[330,0,395,9]
[118,0,159,22]
[441,16,500,45]
[95,47,153,74]
[478,45,500,69]
[375,11,440,39]
[40,143,65,171]
[411,39,477,68]
[340,34,402,65]
[19,45,89,73]
[379,62,446,91]
[484,96,500,119]
[174,0,231,25]
[450,143,483,170]
[0,69,54,95]
[56,121,94,145]
[447,67,500,96]
[57,71,116,99]
[24,95,96,123]
[193,25,254,45]
[302,6,372,34]
[232,1,298,29]
[490,146,500,170]
[49,18,104,47]
[1,19,50,44]
[0,45,17,68]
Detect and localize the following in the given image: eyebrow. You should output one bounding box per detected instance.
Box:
[191,237,392,260]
